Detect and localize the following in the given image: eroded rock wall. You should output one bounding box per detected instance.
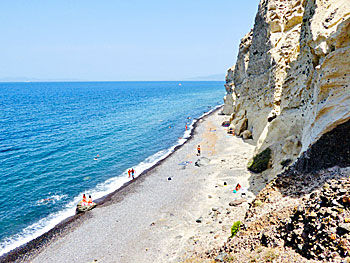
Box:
[222,66,236,115]
[224,0,350,177]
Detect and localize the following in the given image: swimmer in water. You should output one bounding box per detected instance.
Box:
[39,198,52,203]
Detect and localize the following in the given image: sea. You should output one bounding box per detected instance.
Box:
[0,81,224,256]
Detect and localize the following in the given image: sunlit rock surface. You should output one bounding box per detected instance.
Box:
[223,0,350,177]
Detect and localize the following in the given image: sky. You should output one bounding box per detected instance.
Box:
[0,0,260,81]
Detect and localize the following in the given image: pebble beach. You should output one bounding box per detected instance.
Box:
[8,109,260,263]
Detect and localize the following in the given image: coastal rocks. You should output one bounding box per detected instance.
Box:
[278,177,350,261]
[198,165,350,262]
[196,217,203,223]
[214,252,228,262]
[222,0,350,178]
[195,157,210,167]
[222,66,236,115]
[234,118,248,136]
[242,130,252,140]
[229,199,246,207]
[76,201,96,213]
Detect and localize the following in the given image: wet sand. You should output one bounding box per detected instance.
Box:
[10,110,258,263]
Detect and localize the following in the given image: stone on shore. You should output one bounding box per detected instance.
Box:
[242,130,252,140]
[229,199,246,206]
[76,201,96,213]
[195,157,210,167]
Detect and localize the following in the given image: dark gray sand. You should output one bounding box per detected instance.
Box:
[18,111,256,263]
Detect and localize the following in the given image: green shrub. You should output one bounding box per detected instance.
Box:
[247,148,271,173]
[231,221,241,237]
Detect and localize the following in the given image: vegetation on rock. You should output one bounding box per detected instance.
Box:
[247,148,271,173]
[231,221,241,237]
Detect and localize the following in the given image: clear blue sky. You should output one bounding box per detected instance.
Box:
[0,0,260,81]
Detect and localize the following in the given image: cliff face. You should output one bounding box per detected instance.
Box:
[225,0,350,177]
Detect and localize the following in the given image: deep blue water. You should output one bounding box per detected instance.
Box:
[0,81,224,255]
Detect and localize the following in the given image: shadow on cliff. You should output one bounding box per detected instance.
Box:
[275,118,350,197]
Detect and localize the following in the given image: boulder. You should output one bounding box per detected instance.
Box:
[229,199,246,206]
[234,118,247,136]
[196,217,203,223]
[242,130,252,139]
[195,157,210,167]
[76,201,96,213]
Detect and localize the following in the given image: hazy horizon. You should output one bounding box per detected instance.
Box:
[0,73,226,82]
[0,0,260,81]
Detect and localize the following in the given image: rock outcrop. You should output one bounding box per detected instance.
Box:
[76,201,96,213]
[224,0,350,177]
[222,66,236,115]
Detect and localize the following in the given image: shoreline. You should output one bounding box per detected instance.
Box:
[0,105,224,263]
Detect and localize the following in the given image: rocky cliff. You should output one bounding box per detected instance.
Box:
[224,0,350,177]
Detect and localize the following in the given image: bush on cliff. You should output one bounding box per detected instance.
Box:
[247,148,271,173]
[231,221,241,237]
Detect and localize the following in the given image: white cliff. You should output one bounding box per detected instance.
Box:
[224,0,350,177]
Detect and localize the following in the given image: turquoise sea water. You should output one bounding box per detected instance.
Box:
[0,81,224,255]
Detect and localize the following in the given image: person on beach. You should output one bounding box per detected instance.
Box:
[131,168,135,179]
[197,145,201,156]
[185,124,188,131]
[235,183,242,191]
[87,195,93,206]
[82,194,87,205]
[128,169,131,178]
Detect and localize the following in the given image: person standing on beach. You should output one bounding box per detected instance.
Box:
[128,169,131,178]
[197,145,201,156]
[185,124,188,131]
[131,168,135,179]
